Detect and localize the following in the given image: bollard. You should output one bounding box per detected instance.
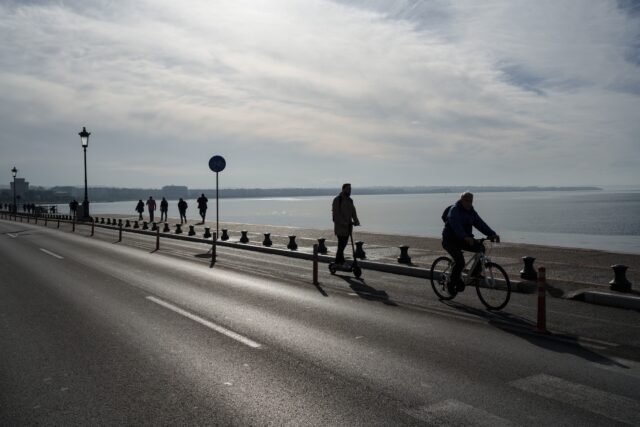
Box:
[354,241,366,259]
[317,238,328,254]
[163,222,170,233]
[520,256,537,281]
[44,217,47,226]
[313,243,319,285]
[263,233,273,247]
[211,232,217,266]
[398,245,411,264]
[57,218,60,229]
[142,221,148,230]
[27,215,30,223]
[72,218,75,232]
[151,222,158,231]
[203,227,212,239]
[134,220,139,229]
[240,231,249,244]
[287,235,298,251]
[91,218,95,237]
[156,225,160,251]
[221,229,229,241]
[537,267,548,333]
[101,218,105,224]
[118,219,123,227]
[125,219,131,228]
[188,225,196,236]
[609,265,632,293]
[118,223,123,242]
[35,215,38,224]
[175,224,183,234]
[107,218,111,225]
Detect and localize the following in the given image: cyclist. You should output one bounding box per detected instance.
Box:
[442,192,499,293]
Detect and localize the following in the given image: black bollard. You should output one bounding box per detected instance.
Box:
[142,221,148,230]
[520,256,538,281]
[610,264,632,293]
[133,220,139,229]
[287,235,298,251]
[203,227,212,239]
[163,222,170,233]
[175,224,183,234]
[317,238,328,254]
[263,233,273,247]
[398,245,412,264]
[106,218,111,225]
[188,225,196,236]
[221,229,229,241]
[151,222,158,231]
[240,231,249,243]
[101,217,105,224]
[125,219,131,228]
[355,241,366,259]
[118,219,123,227]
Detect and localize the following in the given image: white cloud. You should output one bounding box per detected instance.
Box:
[0,0,638,187]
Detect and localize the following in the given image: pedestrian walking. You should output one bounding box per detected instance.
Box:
[146,196,157,222]
[135,200,144,220]
[160,197,168,222]
[197,193,208,223]
[69,199,79,218]
[178,198,188,224]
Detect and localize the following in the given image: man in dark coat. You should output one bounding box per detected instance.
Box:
[332,183,360,265]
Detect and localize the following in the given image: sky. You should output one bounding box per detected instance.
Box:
[1,0,639,189]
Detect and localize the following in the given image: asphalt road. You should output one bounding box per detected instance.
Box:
[1,220,639,425]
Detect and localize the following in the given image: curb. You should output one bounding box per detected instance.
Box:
[571,291,640,311]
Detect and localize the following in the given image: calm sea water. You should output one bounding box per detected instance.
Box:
[62,188,640,254]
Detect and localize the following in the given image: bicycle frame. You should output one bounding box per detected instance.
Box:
[462,241,494,285]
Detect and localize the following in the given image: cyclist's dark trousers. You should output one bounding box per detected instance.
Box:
[442,239,483,285]
[335,235,349,264]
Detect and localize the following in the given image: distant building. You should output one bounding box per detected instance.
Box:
[161,185,189,199]
[10,178,29,199]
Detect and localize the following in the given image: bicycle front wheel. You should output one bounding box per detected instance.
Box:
[476,262,511,310]
[430,256,456,300]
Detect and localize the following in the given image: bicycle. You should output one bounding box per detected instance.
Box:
[430,237,511,310]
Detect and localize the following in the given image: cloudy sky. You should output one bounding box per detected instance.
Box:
[1,0,639,189]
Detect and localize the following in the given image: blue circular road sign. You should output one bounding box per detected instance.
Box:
[209,155,226,173]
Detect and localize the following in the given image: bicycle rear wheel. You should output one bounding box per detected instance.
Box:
[475,262,511,310]
[430,256,456,300]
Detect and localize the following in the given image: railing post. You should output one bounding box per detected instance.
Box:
[91,217,95,237]
[156,225,160,251]
[537,267,548,334]
[313,243,319,285]
[211,232,217,266]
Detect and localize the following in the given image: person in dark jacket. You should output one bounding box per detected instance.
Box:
[146,196,157,222]
[332,183,360,265]
[178,198,188,224]
[196,193,208,223]
[160,197,168,222]
[135,200,144,220]
[442,192,499,293]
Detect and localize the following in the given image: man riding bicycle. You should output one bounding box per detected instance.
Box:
[442,192,500,294]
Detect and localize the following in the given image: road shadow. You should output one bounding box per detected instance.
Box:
[194,252,216,268]
[439,299,629,368]
[338,275,397,306]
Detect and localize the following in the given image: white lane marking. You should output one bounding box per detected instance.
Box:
[7,233,17,238]
[39,248,64,259]
[146,296,262,349]
[405,399,514,426]
[510,374,640,425]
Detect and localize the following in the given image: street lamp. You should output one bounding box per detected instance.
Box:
[79,126,91,220]
[11,166,17,214]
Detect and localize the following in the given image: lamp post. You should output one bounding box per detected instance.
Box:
[79,126,91,220]
[11,166,17,214]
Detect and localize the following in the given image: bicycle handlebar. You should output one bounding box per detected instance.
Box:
[477,236,500,243]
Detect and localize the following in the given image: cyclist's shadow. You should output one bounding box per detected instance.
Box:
[440,300,628,368]
[337,275,397,306]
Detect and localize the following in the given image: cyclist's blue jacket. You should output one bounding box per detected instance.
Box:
[442,201,495,243]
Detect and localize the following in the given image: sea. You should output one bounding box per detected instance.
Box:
[58,186,640,255]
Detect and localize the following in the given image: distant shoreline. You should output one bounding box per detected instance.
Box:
[2,185,602,204]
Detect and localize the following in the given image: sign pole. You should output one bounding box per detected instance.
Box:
[216,171,219,241]
[208,155,226,242]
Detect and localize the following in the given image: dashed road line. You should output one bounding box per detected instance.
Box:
[146,296,262,349]
[39,248,64,259]
[510,373,640,425]
[405,399,514,426]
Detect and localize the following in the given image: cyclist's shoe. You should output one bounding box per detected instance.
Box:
[447,280,458,296]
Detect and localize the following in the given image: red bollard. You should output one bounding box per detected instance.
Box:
[537,267,548,333]
[156,226,160,251]
[211,232,217,267]
[91,218,95,237]
[313,244,319,285]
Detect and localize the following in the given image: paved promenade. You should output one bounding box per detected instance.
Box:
[94,213,639,301]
